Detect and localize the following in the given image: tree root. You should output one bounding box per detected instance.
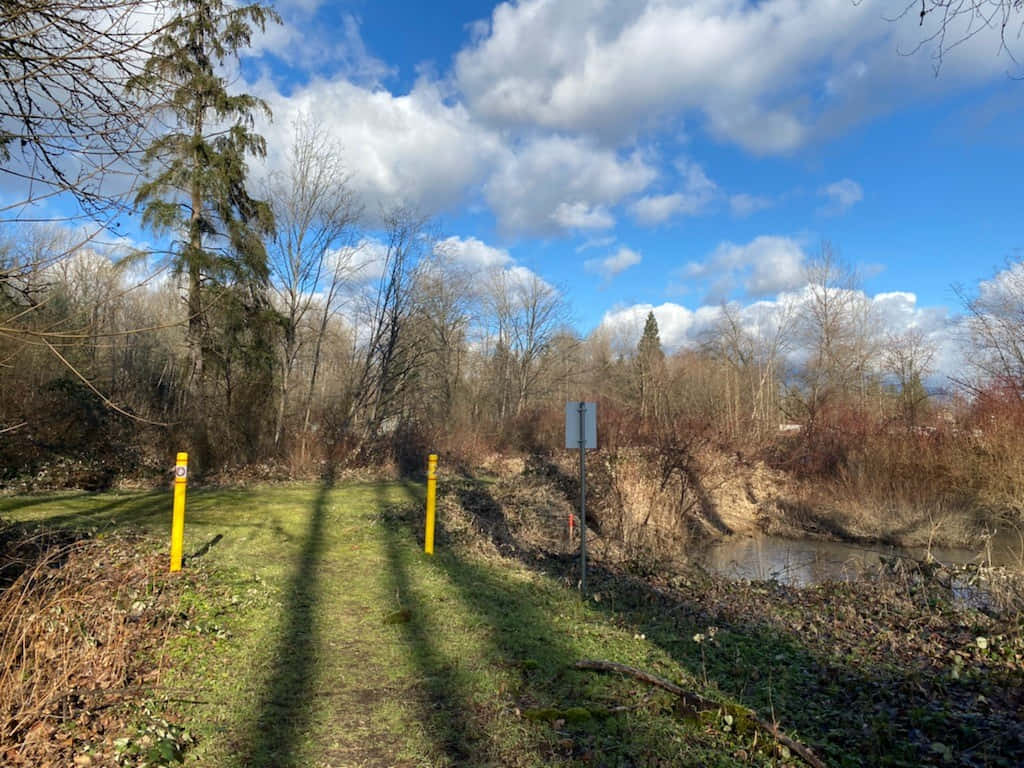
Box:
[574,660,827,768]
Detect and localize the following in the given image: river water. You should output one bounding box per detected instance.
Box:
[702,531,1024,588]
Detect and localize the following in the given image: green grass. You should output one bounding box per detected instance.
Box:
[4,478,1022,767]
[0,481,775,767]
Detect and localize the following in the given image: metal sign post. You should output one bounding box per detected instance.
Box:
[565,401,596,595]
[578,402,587,595]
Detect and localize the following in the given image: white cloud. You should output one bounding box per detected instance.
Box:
[585,246,641,282]
[434,235,511,269]
[977,260,1024,305]
[820,178,863,214]
[325,237,390,282]
[552,202,615,231]
[483,135,656,235]
[454,0,1011,154]
[681,236,807,302]
[435,235,553,300]
[871,291,960,379]
[575,236,616,254]
[274,0,329,14]
[252,12,395,85]
[502,263,554,293]
[251,75,657,236]
[599,289,961,377]
[730,193,773,217]
[251,77,503,222]
[598,302,723,352]
[628,159,717,224]
[629,194,687,225]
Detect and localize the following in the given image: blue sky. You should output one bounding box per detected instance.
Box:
[105,2,1024,364]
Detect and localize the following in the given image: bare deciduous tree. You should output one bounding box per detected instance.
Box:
[793,243,880,421]
[0,0,168,220]
[264,116,358,450]
[883,327,937,424]
[959,258,1024,395]
[887,1,1024,72]
[345,208,429,445]
[704,298,796,437]
[484,268,566,420]
[0,1,173,357]
[412,249,474,431]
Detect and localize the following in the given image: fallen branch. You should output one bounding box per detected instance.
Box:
[574,659,715,711]
[574,660,827,768]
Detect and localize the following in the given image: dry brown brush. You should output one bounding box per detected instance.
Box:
[765,394,1024,547]
[0,522,194,767]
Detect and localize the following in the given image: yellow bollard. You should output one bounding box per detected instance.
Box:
[170,452,188,572]
[424,454,437,555]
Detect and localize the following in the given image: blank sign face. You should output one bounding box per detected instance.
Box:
[565,401,597,450]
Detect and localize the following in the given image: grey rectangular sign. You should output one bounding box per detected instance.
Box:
[565,401,597,450]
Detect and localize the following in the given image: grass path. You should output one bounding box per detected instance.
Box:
[2,481,759,767]
[7,479,1020,766]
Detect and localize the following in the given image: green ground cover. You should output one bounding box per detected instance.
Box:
[2,477,1022,767]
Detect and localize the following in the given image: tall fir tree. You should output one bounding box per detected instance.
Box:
[635,311,664,423]
[130,0,279,381]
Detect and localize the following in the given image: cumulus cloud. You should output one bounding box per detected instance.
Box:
[251,77,656,237]
[502,263,555,293]
[681,235,807,302]
[870,291,961,379]
[820,178,863,215]
[977,260,1024,304]
[599,302,723,352]
[435,235,553,300]
[629,159,717,224]
[251,74,658,236]
[552,202,615,231]
[730,193,773,217]
[326,237,389,282]
[250,77,502,222]
[599,288,961,377]
[483,135,656,235]
[629,194,687,225]
[454,0,1009,154]
[252,11,395,85]
[434,235,511,269]
[585,246,642,282]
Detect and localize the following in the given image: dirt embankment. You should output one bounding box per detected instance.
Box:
[484,448,1002,555]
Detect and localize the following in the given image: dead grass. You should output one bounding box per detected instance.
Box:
[0,521,195,767]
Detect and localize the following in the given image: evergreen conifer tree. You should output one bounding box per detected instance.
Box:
[130,0,279,380]
[635,311,665,423]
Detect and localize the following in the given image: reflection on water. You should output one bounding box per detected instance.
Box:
[703,531,1024,588]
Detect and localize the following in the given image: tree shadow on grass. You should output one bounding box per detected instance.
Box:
[0,491,166,529]
[0,491,93,514]
[377,480,764,766]
[238,469,334,767]
[0,488,306,555]
[377,480,482,765]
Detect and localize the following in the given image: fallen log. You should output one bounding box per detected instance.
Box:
[574,659,827,768]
